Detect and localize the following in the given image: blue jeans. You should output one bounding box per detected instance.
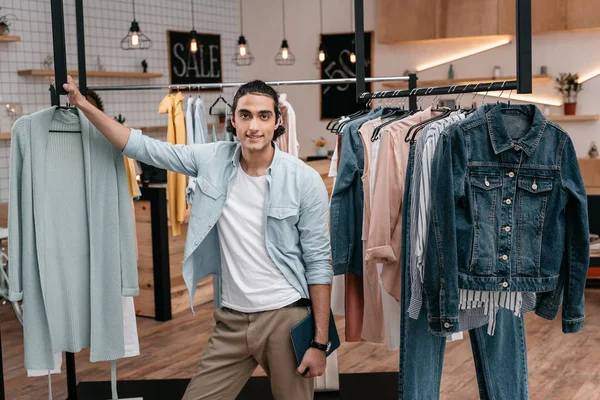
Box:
[399,145,530,400]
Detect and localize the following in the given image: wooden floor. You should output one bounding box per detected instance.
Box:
[2,289,600,400]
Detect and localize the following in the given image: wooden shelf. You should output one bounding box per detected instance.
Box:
[382,74,552,89]
[0,36,21,42]
[0,133,11,140]
[17,69,163,78]
[546,114,600,122]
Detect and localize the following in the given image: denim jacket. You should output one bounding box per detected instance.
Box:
[330,109,382,275]
[123,129,334,311]
[425,104,589,335]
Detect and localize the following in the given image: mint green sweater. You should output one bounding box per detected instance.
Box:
[8,107,139,370]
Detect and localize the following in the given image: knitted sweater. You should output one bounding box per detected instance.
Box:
[8,107,139,369]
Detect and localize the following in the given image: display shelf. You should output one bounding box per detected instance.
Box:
[546,114,600,122]
[0,36,21,42]
[0,133,11,140]
[17,69,163,78]
[382,74,551,89]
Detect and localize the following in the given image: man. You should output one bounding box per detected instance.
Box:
[63,77,333,400]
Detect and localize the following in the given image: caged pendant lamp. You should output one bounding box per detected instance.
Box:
[274,0,295,66]
[233,0,255,66]
[315,0,327,68]
[121,0,152,50]
[189,0,198,53]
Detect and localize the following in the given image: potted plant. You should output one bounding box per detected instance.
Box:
[314,136,328,157]
[555,73,583,115]
[0,8,17,36]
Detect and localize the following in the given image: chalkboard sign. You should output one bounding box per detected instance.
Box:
[168,30,222,88]
[320,32,372,119]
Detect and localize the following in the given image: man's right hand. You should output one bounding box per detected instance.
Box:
[62,75,86,108]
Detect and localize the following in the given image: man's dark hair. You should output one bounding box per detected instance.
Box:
[226,80,285,142]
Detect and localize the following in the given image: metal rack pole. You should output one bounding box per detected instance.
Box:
[75,0,87,97]
[50,0,68,99]
[516,0,532,94]
[359,80,518,101]
[354,0,365,99]
[0,323,4,400]
[408,73,418,111]
[87,76,410,92]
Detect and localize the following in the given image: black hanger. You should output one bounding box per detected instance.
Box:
[209,89,232,115]
[371,88,421,142]
[329,94,373,133]
[49,84,81,133]
[404,88,453,143]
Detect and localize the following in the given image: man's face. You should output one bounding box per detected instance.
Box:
[231,94,280,152]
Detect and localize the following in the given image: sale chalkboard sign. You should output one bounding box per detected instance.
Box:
[320,32,372,119]
[168,30,222,89]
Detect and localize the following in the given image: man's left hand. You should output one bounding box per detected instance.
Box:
[296,348,326,378]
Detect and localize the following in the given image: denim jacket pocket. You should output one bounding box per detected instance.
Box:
[469,174,502,275]
[516,175,553,276]
[266,206,299,246]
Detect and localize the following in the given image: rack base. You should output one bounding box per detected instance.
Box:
[77,372,398,400]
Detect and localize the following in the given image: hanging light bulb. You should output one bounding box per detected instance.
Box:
[350,51,356,64]
[314,0,326,68]
[319,45,326,63]
[188,0,199,54]
[281,41,289,60]
[131,30,139,47]
[233,0,255,66]
[121,0,152,50]
[190,31,198,53]
[274,0,295,66]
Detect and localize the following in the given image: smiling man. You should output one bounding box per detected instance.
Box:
[63,78,333,400]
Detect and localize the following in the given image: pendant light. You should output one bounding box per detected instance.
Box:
[233,0,255,66]
[274,0,295,66]
[189,0,198,54]
[315,0,327,68]
[120,0,152,50]
[349,0,356,64]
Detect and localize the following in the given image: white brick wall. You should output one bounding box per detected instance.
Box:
[0,0,241,202]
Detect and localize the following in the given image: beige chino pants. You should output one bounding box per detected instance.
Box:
[182,306,314,400]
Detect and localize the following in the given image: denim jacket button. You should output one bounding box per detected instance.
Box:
[501,281,509,288]
[500,254,508,261]
[508,172,515,178]
[505,199,512,205]
[443,322,452,328]
[504,226,511,232]
[514,146,520,151]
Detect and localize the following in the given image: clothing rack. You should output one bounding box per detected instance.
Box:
[0,0,529,399]
[86,76,410,92]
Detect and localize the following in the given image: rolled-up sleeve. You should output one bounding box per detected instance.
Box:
[298,169,334,285]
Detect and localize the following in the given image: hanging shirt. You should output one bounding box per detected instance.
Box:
[158,92,187,236]
[185,97,195,147]
[194,97,209,144]
[212,124,218,142]
[276,93,300,157]
[366,108,435,301]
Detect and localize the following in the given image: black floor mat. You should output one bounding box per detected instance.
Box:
[76,372,398,399]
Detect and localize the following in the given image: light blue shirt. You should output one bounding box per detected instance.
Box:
[123,129,333,311]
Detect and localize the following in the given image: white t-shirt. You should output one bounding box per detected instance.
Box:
[218,169,301,312]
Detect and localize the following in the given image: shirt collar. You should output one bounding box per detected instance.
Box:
[485,103,547,156]
[230,141,281,175]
